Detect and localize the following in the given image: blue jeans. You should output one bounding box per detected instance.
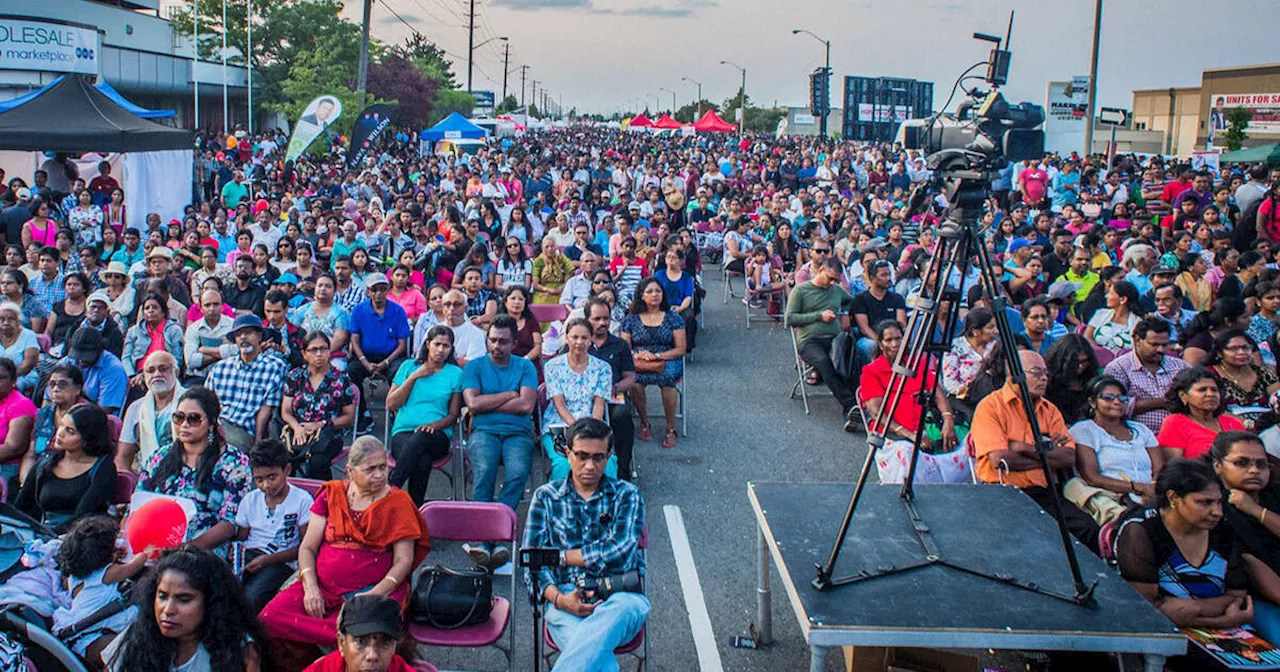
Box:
[1254,598,1280,645]
[855,336,878,366]
[467,429,534,513]
[542,434,617,483]
[545,584,649,672]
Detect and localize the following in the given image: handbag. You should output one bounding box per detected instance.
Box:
[409,564,493,629]
[634,356,665,374]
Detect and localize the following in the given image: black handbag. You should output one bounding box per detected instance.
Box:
[409,564,493,629]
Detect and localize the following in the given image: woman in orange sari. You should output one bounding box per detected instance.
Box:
[259,436,430,670]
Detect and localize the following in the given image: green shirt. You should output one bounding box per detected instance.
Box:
[220,180,248,209]
[1063,268,1099,302]
[785,280,855,344]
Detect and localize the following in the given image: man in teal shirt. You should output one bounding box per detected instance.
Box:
[220,170,248,209]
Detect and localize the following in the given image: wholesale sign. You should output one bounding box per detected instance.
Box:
[0,17,100,76]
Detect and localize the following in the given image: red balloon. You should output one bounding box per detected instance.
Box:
[126,498,188,555]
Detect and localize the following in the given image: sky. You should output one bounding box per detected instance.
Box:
[350,0,1280,116]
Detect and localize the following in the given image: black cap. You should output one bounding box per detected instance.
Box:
[338,594,402,638]
[68,328,104,365]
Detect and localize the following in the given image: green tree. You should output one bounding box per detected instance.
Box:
[1225,107,1253,151]
[429,90,477,126]
[267,34,385,137]
[528,103,541,119]
[496,95,519,114]
[169,0,248,63]
[675,99,718,123]
[401,33,459,90]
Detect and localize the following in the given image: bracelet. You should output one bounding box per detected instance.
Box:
[1263,509,1269,525]
[941,412,954,418]
[381,575,400,587]
[299,567,313,578]
[552,594,561,610]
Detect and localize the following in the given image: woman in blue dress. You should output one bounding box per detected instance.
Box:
[621,277,686,449]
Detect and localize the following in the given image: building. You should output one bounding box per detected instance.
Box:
[1,0,251,131]
[840,76,933,143]
[1132,62,1280,157]
[782,106,842,137]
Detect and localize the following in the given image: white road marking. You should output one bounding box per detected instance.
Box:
[664,504,726,672]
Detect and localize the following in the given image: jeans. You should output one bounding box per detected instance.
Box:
[608,402,635,481]
[797,335,855,411]
[545,584,650,672]
[542,434,617,483]
[467,429,534,513]
[855,336,878,366]
[348,353,406,416]
[1254,598,1280,645]
[241,551,295,613]
[389,429,452,506]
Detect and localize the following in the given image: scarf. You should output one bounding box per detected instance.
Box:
[135,383,185,470]
[322,481,431,565]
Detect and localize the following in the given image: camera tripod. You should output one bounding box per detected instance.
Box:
[812,152,1096,607]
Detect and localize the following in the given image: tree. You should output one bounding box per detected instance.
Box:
[367,49,440,128]
[675,100,718,123]
[429,90,477,126]
[1225,107,1253,151]
[528,103,541,119]
[266,34,384,137]
[401,33,459,90]
[496,95,519,114]
[169,0,249,63]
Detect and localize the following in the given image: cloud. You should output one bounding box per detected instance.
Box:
[379,12,421,24]
[489,0,713,17]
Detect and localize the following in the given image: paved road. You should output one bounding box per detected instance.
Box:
[413,270,867,672]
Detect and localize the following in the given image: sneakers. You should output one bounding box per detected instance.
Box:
[842,406,862,434]
[463,542,490,568]
[489,545,511,568]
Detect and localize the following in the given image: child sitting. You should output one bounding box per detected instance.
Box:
[53,516,149,665]
[235,439,313,612]
[745,244,783,312]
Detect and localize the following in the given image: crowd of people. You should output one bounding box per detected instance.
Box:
[2,119,1280,669]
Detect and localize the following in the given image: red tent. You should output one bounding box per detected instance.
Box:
[693,109,737,132]
[628,113,654,128]
[653,114,682,129]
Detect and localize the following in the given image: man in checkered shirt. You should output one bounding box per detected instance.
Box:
[205,313,287,451]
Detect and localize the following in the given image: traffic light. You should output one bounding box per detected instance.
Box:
[809,68,830,117]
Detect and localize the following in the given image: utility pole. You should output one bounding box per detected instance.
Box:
[192,0,199,130]
[720,61,746,138]
[466,0,475,92]
[1082,0,1103,157]
[246,0,252,132]
[356,0,372,106]
[520,65,528,106]
[793,29,832,137]
[682,77,702,118]
[501,41,510,101]
[532,80,540,113]
[221,0,227,133]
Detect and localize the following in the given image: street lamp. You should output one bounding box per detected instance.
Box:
[681,77,703,118]
[719,60,746,137]
[659,87,676,115]
[646,93,659,113]
[793,28,832,137]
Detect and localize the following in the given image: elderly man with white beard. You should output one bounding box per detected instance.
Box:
[115,350,186,472]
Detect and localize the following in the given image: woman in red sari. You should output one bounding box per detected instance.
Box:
[259,436,430,671]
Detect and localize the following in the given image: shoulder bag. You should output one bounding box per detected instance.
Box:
[409,564,493,629]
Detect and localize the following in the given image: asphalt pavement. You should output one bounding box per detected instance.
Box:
[409,270,867,672]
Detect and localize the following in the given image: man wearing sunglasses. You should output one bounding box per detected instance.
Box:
[523,417,648,671]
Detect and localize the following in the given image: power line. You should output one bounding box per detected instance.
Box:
[376,0,468,62]
[400,0,466,28]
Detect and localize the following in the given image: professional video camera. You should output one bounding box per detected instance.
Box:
[898,90,1045,165]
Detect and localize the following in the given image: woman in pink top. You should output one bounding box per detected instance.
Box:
[21,201,58,249]
[1157,367,1245,461]
[386,264,426,324]
[0,358,38,484]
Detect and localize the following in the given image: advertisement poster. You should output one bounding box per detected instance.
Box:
[346,104,392,168]
[0,17,100,75]
[285,95,343,163]
[1210,93,1280,137]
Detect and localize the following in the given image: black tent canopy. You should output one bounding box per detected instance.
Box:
[0,75,192,152]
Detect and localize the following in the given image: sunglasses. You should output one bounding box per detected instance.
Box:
[171,411,206,426]
[1096,392,1130,404]
[570,450,610,464]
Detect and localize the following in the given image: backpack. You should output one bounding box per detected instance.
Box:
[1234,196,1267,252]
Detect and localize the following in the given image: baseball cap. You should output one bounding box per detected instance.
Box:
[275,273,299,286]
[68,329,105,366]
[253,198,270,214]
[14,188,31,201]
[365,273,390,288]
[1150,264,1178,276]
[1047,280,1078,301]
[227,313,264,338]
[338,594,402,639]
[1007,239,1032,253]
[86,291,111,307]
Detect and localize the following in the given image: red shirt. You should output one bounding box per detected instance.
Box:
[859,355,936,434]
[1160,179,1191,205]
[1021,169,1048,204]
[1156,413,1245,460]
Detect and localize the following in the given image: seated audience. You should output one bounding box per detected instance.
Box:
[302,594,427,672]
[543,318,614,481]
[1206,330,1280,425]
[0,357,37,487]
[1044,334,1100,426]
[1064,375,1162,526]
[860,319,958,451]
[1158,367,1246,460]
[281,331,356,479]
[0,300,40,392]
[116,351,184,472]
[236,440,314,612]
[1181,297,1249,367]
[621,276,687,449]
[1084,279,1143,354]
[386,325,462,506]
[15,404,116,532]
[25,363,85,480]
[498,285,542,360]
[1211,431,1280,644]
[942,306,998,405]
[122,293,186,380]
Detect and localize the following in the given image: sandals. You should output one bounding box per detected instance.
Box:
[637,422,653,442]
[662,429,678,449]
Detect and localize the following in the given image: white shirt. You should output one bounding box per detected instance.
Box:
[235,484,313,565]
[449,320,487,362]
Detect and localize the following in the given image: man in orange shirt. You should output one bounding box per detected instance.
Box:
[969,349,1100,552]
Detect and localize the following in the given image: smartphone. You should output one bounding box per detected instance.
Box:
[518,547,561,568]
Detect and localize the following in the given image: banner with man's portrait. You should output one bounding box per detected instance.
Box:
[285,95,343,163]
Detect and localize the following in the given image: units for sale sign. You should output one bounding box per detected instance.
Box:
[1210,92,1280,135]
[0,16,101,76]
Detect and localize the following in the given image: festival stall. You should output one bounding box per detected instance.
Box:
[626,113,654,132]
[419,113,489,155]
[0,75,193,222]
[693,109,738,133]
[652,114,683,131]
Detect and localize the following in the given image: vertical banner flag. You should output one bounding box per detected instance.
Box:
[347,104,394,168]
[285,95,343,163]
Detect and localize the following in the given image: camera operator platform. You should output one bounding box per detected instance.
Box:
[739,21,1186,672]
[521,417,649,672]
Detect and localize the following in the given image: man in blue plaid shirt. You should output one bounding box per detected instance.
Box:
[522,418,648,672]
[205,313,287,451]
[30,246,66,311]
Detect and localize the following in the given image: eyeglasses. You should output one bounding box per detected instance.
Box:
[812,248,831,254]
[171,411,206,426]
[442,300,464,307]
[1225,457,1270,471]
[48,379,74,390]
[1024,367,1048,378]
[507,244,521,249]
[570,450,610,464]
[1223,344,1253,353]
[1096,392,1130,404]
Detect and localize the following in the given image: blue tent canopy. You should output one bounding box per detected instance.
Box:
[419,112,488,141]
[0,76,176,119]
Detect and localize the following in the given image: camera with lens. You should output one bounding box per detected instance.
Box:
[576,570,644,604]
[898,89,1044,167]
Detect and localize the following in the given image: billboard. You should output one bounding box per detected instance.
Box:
[285,95,343,163]
[1208,92,1280,138]
[1043,78,1090,155]
[0,16,101,75]
[856,104,913,123]
[471,90,495,115]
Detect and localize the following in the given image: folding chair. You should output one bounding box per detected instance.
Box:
[409,502,517,672]
[542,526,648,671]
[721,266,743,304]
[111,471,138,505]
[788,328,832,414]
[743,286,786,329]
[529,304,570,328]
[642,357,687,437]
[384,407,460,501]
[287,477,326,498]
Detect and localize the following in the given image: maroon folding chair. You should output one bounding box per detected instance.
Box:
[529,303,569,328]
[542,526,648,671]
[107,414,123,443]
[409,501,517,672]
[111,471,138,505]
[287,477,326,498]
